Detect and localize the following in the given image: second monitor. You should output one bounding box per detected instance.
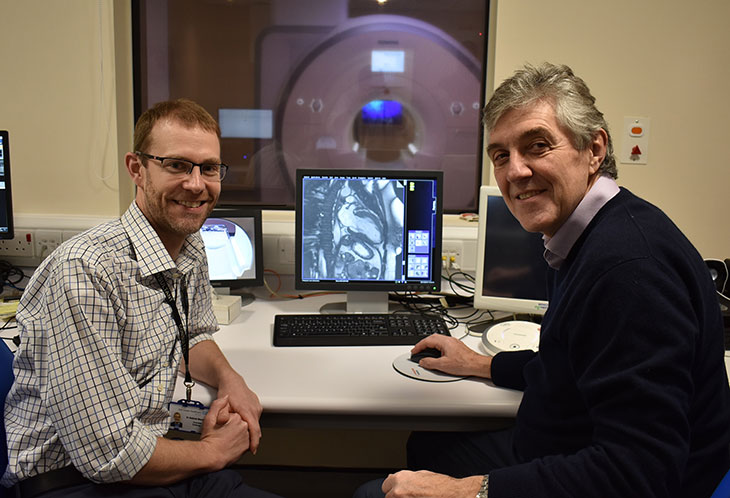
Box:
[200,206,264,296]
[473,185,549,317]
[295,168,443,313]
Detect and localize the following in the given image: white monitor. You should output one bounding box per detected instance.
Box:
[473,185,549,315]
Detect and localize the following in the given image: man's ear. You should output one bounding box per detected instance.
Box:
[588,128,608,174]
[125,152,145,188]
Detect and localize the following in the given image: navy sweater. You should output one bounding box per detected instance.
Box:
[489,188,730,498]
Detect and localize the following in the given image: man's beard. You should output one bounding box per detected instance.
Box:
[143,179,216,239]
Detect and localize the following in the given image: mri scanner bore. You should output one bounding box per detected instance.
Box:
[257,14,485,212]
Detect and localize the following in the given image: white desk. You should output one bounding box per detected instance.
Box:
[5,287,727,431]
[174,292,522,430]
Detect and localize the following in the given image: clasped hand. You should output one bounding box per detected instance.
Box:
[198,395,250,468]
[197,371,263,470]
[216,371,263,454]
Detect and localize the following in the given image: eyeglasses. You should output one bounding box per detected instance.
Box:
[135,151,228,182]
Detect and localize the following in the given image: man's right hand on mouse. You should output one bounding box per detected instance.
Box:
[410,334,494,379]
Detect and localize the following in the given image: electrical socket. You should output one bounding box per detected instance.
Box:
[0,230,35,257]
[0,230,36,266]
[34,230,63,261]
[442,240,464,270]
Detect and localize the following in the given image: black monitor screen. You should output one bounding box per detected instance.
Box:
[0,131,13,240]
[482,196,548,299]
[296,169,442,294]
[473,186,549,315]
[200,207,263,290]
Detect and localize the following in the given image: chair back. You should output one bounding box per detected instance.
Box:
[712,467,730,498]
[1,339,14,498]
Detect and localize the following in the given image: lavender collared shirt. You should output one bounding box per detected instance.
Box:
[543,175,620,270]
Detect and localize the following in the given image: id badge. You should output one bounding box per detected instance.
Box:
[169,399,209,434]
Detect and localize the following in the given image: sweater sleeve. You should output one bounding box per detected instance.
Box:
[490,350,536,391]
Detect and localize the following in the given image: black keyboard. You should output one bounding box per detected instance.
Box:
[273,313,451,346]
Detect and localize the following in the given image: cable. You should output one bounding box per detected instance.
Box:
[397,291,545,345]
[441,270,475,296]
[0,260,27,294]
[389,291,464,332]
[262,268,342,300]
[262,268,283,297]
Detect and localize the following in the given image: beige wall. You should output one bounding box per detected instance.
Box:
[0,0,134,224]
[488,0,730,258]
[1,0,728,256]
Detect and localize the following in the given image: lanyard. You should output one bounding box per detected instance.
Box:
[154,273,195,401]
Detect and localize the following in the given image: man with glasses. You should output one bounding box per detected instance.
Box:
[2,99,281,498]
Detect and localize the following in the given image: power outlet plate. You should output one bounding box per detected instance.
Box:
[0,230,36,266]
[34,230,63,261]
[442,240,464,270]
[0,231,34,256]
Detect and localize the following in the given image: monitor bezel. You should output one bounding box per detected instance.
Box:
[295,168,443,293]
[0,130,14,240]
[473,185,549,315]
[202,205,264,289]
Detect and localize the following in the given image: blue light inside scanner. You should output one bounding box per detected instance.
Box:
[361,100,402,124]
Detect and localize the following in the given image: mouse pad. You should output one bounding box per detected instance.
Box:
[392,353,467,382]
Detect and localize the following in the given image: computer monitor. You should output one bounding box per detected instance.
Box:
[200,206,263,294]
[473,185,549,317]
[0,131,14,240]
[295,169,443,314]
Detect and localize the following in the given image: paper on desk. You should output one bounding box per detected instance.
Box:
[0,300,19,320]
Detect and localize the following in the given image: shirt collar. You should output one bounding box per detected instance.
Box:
[543,176,620,269]
[121,201,206,277]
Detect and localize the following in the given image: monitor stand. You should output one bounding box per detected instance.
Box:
[319,291,390,314]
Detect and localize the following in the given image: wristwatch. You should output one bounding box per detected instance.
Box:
[476,474,489,498]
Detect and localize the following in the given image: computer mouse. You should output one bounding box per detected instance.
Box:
[410,347,442,363]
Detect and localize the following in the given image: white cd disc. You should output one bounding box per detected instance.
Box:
[392,353,466,382]
[481,320,540,356]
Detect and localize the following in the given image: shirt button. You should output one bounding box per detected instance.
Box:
[157,385,164,393]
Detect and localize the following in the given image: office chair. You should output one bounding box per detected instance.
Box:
[713,467,730,498]
[1,338,14,498]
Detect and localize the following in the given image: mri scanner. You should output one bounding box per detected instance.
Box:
[256,15,484,212]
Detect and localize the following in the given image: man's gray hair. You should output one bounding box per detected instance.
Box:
[483,63,617,179]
